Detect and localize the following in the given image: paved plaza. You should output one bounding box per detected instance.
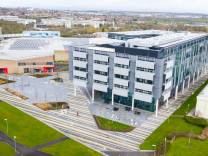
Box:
[0,71,207,154]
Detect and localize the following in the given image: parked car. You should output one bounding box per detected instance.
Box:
[113,107,119,111]
[134,110,141,115]
[125,107,131,111]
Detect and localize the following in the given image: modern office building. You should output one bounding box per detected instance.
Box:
[69,30,208,115]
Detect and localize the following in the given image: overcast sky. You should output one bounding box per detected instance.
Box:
[0,0,208,14]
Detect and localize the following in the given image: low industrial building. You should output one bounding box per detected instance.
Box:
[195,85,208,119]
[69,30,208,115]
[0,37,67,74]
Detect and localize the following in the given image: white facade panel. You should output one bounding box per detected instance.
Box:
[163,91,171,101]
[93,64,108,72]
[93,74,108,82]
[164,80,172,90]
[73,51,87,58]
[135,82,153,91]
[165,70,173,79]
[166,60,174,69]
[135,71,155,80]
[93,83,108,92]
[93,54,109,62]
[73,79,87,88]
[114,78,129,86]
[114,57,129,65]
[136,60,155,69]
[73,60,87,68]
[134,92,153,103]
[113,88,128,97]
[114,67,129,76]
[73,70,87,78]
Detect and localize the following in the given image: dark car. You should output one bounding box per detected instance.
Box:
[113,107,119,111]
[134,110,141,115]
[125,107,131,111]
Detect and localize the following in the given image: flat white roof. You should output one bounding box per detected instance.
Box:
[0,38,67,61]
[127,31,207,47]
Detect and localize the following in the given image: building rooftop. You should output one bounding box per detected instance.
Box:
[127,32,206,48]
[0,38,67,60]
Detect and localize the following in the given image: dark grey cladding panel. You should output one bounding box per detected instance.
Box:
[97,44,164,58]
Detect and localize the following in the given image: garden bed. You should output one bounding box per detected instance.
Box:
[33,102,69,111]
[94,115,135,132]
[0,78,15,85]
[30,73,52,78]
[4,88,28,100]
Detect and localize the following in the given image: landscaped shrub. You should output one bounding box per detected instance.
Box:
[185,115,208,127]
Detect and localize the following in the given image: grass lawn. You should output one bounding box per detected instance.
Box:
[41,139,102,156]
[0,142,14,156]
[94,116,134,132]
[140,79,208,150]
[166,137,208,156]
[0,101,101,156]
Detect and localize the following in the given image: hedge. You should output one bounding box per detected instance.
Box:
[185,115,208,127]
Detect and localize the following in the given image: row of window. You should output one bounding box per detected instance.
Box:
[74,67,86,72]
[136,78,153,84]
[74,76,86,81]
[115,74,128,80]
[94,70,108,76]
[18,62,53,66]
[115,63,129,69]
[135,89,152,95]
[137,67,154,72]
[94,80,108,85]
[114,84,128,89]
[74,57,87,62]
[94,60,109,65]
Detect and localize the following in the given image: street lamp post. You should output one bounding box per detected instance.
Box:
[152,144,157,156]
[13,136,17,153]
[4,118,8,134]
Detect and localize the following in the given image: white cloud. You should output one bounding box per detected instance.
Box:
[0,0,208,14]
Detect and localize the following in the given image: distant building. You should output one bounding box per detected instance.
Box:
[69,30,208,115]
[23,31,61,38]
[0,16,36,25]
[195,85,208,119]
[41,18,72,28]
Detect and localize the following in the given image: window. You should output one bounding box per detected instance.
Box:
[74,57,87,62]
[135,89,152,95]
[114,84,128,89]
[115,74,128,80]
[74,76,86,81]
[74,67,86,72]
[94,80,108,85]
[115,63,129,69]
[18,62,26,66]
[94,70,108,76]
[136,78,153,84]
[94,60,108,65]
[137,67,154,73]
